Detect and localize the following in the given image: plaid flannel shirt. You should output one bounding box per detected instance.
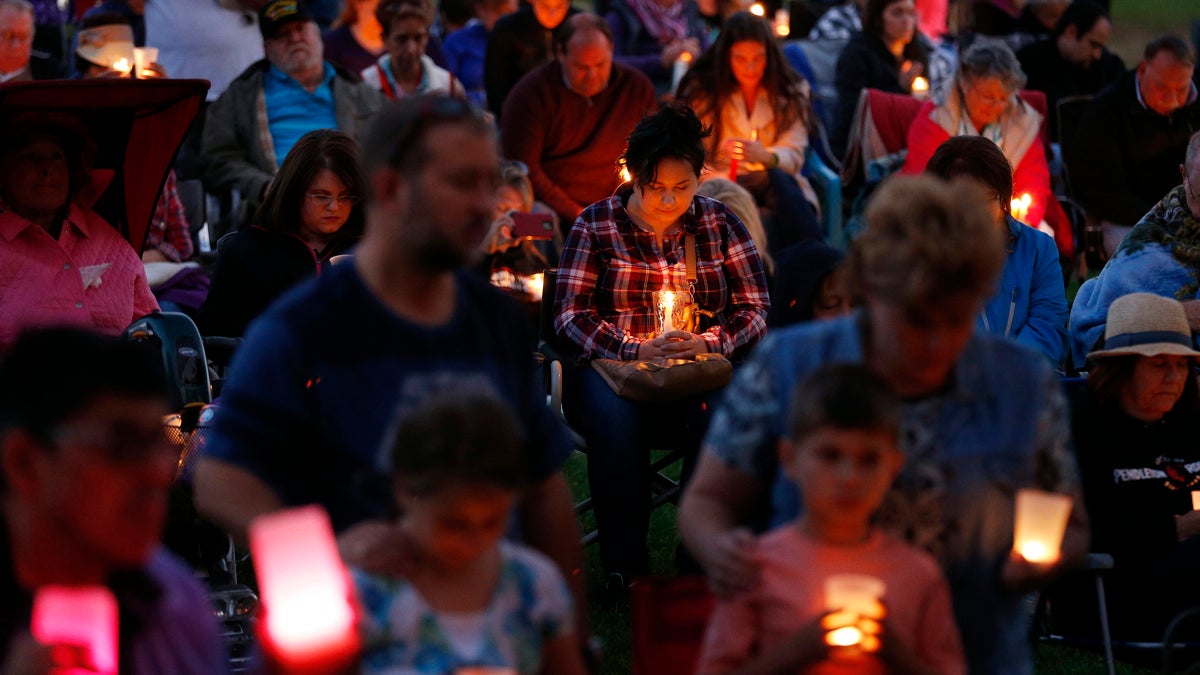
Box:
[145,171,194,262]
[554,194,770,361]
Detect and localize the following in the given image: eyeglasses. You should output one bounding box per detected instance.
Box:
[0,31,32,45]
[305,193,360,208]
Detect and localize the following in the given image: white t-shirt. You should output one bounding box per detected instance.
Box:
[145,0,264,101]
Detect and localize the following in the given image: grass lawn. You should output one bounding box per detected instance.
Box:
[1107,0,1198,66]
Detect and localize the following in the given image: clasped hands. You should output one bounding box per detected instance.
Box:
[720,137,772,165]
[637,330,708,361]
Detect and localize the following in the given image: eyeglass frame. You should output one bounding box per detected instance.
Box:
[304,192,360,209]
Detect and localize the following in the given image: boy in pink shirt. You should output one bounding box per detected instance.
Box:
[696,365,965,675]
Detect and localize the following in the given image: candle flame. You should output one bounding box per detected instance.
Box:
[774,21,789,36]
[826,626,863,647]
[1018,540,1054,563]
[912,76,929,92]
[620,166,631,183]
[679,51,693,64]
[112,58,131,74]
[749,2,765,16]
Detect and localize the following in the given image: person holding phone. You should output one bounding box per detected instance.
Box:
[481,160,561,311]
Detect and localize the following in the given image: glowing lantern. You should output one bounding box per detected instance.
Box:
[823,574,885,650]
[1010,193,1032,222]
[774,9,789,36]
[250,505,359,672]
[1012,488,1073,564]
[31,585,118,675]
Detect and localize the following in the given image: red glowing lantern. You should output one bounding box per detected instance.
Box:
[250,505,359,673]
[31,585,118,675]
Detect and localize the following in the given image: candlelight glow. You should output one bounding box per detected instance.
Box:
[32,586,118,675]
[1019,541,1049,563]
[659,290,676,333]
[112,58,131,75]
[1193,491,1200,510]
[1012,488,1072,565]
[749,2,764,16]
[679,51,693,64]
[1010,193,1032,222]
[526,272,544,302]
[912,76,929,92]
[774,9,789,36]
[826,626,862,647]
[620,165,631,183]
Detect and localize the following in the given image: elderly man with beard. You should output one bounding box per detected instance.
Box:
[201,0,383,229]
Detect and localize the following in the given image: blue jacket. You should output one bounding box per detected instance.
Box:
[979,216,1067,366]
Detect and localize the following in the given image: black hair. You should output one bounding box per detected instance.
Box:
[924,135,1014,215]
[1144,35,1196,68]
[554,12,612,52]
[386,388,528,497]
[786,364,901,440]
[0,113,95,206]
[0,328,165,443]
[1053,0,1107,40]
[620,104,709,187]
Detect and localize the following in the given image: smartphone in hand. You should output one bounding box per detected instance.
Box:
[511,212,555,240]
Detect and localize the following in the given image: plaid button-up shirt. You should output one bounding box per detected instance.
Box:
[554,194,770,361]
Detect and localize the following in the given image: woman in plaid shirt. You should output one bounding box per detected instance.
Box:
[553,104,770,589]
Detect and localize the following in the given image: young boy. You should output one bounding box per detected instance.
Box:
[696,365,965,675]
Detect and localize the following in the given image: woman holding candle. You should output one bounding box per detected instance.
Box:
[829,0,930,158]
[1053,292,1200,642]
[604,0,707,96]
[900,41,1074,257]
[198,130,365,338]
[676,10,822,253]
[553,104,770,589]
[924,136,1067,365]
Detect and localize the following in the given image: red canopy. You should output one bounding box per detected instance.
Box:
[0,78,208,254]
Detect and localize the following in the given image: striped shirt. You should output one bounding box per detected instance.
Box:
[554,193,770,361]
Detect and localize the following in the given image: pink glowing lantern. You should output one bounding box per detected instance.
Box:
[31,585,118,675]
[250,505,359,673]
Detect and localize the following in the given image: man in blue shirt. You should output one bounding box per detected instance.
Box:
[201,0,383,229]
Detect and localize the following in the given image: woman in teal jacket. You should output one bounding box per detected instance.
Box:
[926,136,1068,365]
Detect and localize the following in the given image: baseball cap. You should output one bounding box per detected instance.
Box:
[259,0,311,40]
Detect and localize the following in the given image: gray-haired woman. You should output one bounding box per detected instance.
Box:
[900,40,1073,256]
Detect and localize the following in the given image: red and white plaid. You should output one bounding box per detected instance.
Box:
[554,194,770,361]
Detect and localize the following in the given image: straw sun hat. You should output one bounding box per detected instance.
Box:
[1087,292,1200,361]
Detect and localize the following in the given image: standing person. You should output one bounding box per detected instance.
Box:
[500,13,655,229]
[695,366,965,675]
[679,175,1088,675]
[0,328,226,674]
[1065,36,1200,258]
[484,0,576,118]
[355,390,587,675]
[830,0,929,158]
[199,129,365,338]
[200,0,383,232]
[554,104,770,589]
[193,95,585,638]
[360,0,465,99]
[925,136,1067,365]
[677,11,822,254]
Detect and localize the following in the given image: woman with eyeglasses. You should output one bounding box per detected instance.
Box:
[198,130,366,338]
[900,40,1073,257]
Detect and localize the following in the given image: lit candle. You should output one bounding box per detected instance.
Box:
[659,290,675,334]
[1192,491,1200,511]
[1010,193,1032,222]
[824,574,885,648]
[671,50,693,95]
[112,57,132,77]
[526,272,544,302]
[619,164,631,183]
[749,2,765,16]
[911,76,929,95]
[133,46,158,79]
[1012,488,1073,564]
[250,506,359,671]
[31,586,119,675]
[774,9,790,37]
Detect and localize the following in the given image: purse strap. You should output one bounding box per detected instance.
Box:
[685,233,697,283]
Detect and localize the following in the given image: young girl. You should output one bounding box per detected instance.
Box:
[696,365,965,675]
[352,390,587,675]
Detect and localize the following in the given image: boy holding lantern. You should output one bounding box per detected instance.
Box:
[696,365,964,675]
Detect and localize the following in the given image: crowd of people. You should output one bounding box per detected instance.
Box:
[1,0,1200,672]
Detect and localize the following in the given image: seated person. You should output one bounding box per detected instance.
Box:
[443,0,519,106]
[696,365,965,675]
[767,239,849,327]
[198,129,365,338]
[677,11,822,254]
[484,0,575,117]
[0,114,158,354]
[0,328,225,674]
[322,0,385,74]
[901,40,1073,257]
[1068,131,1200,369]
[361,0,466,99]
[925,136,1067,365]
[354,390,587,675]
[694,177,774,281]
[604,0,705,96]
[1054,293,1200,643]
[831,0,929,158]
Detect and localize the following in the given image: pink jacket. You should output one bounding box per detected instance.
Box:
[0,203,159,353]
